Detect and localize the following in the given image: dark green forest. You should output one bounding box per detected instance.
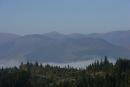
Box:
[0,57,130,87]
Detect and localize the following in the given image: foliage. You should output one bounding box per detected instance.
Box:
[0,57,130,87]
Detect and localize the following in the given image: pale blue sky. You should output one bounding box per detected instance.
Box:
[0,0,130,35]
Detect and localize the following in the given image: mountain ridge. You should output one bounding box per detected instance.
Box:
[0,30,130,63]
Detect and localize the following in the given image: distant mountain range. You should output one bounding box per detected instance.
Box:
[87,30,130,49]
[0,30,130,63]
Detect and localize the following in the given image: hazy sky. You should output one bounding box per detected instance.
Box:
[0,0,130,35]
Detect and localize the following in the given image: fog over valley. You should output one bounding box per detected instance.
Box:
[0,30,129,67]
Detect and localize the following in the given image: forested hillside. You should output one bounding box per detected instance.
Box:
[0,57,130,87]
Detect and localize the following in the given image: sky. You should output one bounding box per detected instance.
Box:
[0,0,130,35]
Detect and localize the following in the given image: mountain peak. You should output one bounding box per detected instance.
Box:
[45,31,63,36]
[43,31,68,40]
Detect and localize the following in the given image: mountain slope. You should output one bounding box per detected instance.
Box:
[0,31,130,63]
[0,32,20,46]
[0,34,55,59]
[87,30,130,49]
[25,37,130,62]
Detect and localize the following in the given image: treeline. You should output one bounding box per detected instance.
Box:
[0,57,130,87]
